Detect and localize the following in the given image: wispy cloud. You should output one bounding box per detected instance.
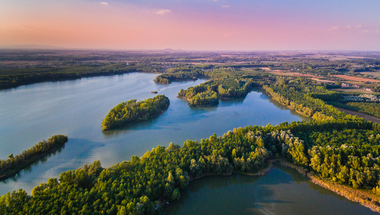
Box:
[222,5,230,8]
[328,24,364,31]
[100,2,108,5]
[154,9,172,15]
[326,24,379,34]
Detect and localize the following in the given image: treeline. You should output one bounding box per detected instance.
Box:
[0,135,68,180]
[101,95,170,130]
[178,82,219,107]
[154,70,205,84]
[0,124,306,215]
[0,63,162,89]
[188,90,219,107]
[3,65,380,214]
[308,86,342,101]
[2,118,380,214]
[178,77,255,107]
[262,82,347,121]
[214,78,255,98]
[153,65,271,85]
[331,102,380,118]
[306,129,380,190]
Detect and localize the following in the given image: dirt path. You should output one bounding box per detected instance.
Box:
[336,107,380,124]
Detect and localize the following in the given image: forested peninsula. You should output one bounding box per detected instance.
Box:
[0,135,68,180]
[101,95,170,131]
[3,117,380,214]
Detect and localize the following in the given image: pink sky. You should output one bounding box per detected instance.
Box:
[1,0,379,50]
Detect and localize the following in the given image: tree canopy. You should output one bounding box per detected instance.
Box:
[101,95,170,131]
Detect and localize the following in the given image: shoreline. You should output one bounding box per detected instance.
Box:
[177,96,218,107]
[0,144,66,180]
[1,70,161,90]
[275,159,380,213]
[174,158,380,213]
[102,110,166,131]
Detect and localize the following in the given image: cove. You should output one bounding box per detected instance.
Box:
[164,163,378,215]
[0,73,305,195]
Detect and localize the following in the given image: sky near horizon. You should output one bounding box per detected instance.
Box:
[1,0,380,51]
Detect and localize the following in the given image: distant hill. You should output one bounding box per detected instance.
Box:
[162,48,185,52]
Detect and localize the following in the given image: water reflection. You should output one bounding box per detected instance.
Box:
[0,73,305,195]
[0,138,104,190]
[102,113,166,138]
[0,145,65,183]
[164,163,377,215]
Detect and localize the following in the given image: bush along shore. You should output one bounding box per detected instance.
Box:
[101,95,170,131]
[3,118,380,214]
[3,74,380,214]
[0,135,68,180]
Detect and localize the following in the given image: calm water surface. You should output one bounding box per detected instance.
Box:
[0,73,305,194]
[2,73,372,215]
[164,164,378,215]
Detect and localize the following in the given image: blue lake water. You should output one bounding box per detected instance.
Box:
[1,73,371,214]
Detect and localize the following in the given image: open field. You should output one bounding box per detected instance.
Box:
[311,78,335,83]
[262,68,316,77]
[360,71,380,78]
[333,75,380,83]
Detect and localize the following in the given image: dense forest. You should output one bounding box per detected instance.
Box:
[154,71,203,84]
[178,77,255,107]
[2,118,380,214]
[261,77,346,121]
[0,135,68,180]
[101,95,170,131]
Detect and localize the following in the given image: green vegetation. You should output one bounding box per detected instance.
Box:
[101,95,170,131]
[261,77,345,120]
[188,90,219,107]
[2,117,380,214]
[178,77,255,107]
[178,82,219,107]
[305,129,380,189]
[0,135,68,180]
[0,63,162,89]
[2,50,380,214]
[332,102,380,118]
[154,70,204,84]
[2,72,380,214]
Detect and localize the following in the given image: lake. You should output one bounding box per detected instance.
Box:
[164,163,377,215]
[0,72,374,214]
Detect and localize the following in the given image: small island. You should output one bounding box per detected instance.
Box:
[178,86,219,107]
[178,77,254,107]
[101,95,170,131]
[0,135,68,180]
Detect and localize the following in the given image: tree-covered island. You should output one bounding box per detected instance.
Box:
[101,95,170,131]
[0,135,68,180]
[178,77,255,107]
